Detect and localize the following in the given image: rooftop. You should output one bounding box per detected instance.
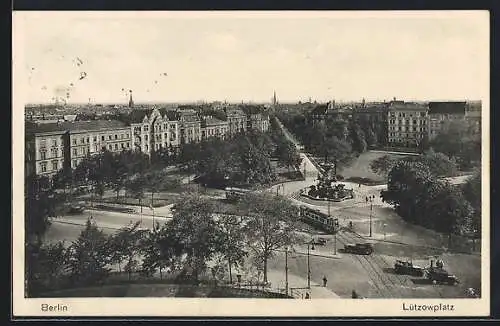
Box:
[203,117,227,126]
[388,102,428,111]
[26,120,128,135]
[428,102,466,115]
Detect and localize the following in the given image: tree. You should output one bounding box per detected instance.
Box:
[167,194,222,281]
[348,120,367,153]
[51,168,72,194]
[140,227,176,279]
[25,175,56,244]
[370,155,399,178]
[125,175,145,214]
[25,241,69,296]
[417,150,458,177]
[238,193,300,284]
[322,136,353,175]
[214,213,248,284]
[276,139,303,171]
[109,221,144,279]
[67,218,113,286]
[381,160,433,223]
[462,169,481,237]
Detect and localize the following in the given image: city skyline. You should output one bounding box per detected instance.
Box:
[15,11,488,104]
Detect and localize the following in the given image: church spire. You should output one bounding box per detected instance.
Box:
[128,90,134,107]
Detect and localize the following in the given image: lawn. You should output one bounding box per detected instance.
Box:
[314,151,412,185]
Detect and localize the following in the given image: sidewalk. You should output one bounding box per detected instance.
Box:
[266,270,340,299]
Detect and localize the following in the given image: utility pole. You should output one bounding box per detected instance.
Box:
[307,243,311,289]
[369,198,373,237]
[285,248,289,296]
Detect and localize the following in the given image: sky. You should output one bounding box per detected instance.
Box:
[14,11,489,104]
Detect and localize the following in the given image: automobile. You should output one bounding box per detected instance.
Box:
[394,260,425,277]
[426,267,460,285]
[311,237,327,245]
[343,242,374,255]
[68,205,85,214]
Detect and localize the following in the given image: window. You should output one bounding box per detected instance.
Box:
[52,161,58,171]
[86,137,90,143]
[115,134,118,140]
[421,112,426,117]
[40,162,47,172]
[81,147,85,154]
[413,120,417,124]
[170,124,176,129]
[72,148,77,156]
[114,144,118,150]
[145,135,148,141]
[121,134,124,139]
[405,120,409,125]
[40,150,46,160]
[108,144,112,150]
[398,127,401,131]
[93,136,97,142]
[81,138,85,144]
[72,160,77,168]
[72,139,77,145]
[52,140,57,147]
[127,143,130,148]
[108,135,112,140]
[145,145,149,151]
[102,136,105,141]
[144,125,149,132]
[121,143,125,149]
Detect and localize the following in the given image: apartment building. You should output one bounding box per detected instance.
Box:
[68,121,132,169]
[201,117,229,140]
[387,101,429,148]
[428,101,467,140]
[25,124,67,178]
[226,108,247,135]
[129,107,180,155]
[25,120,131,177]
[178,109,202,144]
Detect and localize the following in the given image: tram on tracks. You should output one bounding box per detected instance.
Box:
[299,205,339,233]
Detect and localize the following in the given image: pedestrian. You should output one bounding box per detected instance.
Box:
[305,292,310,299]
[322,276,328,287]
[430,259,434,268]
[352,290,359,299]
[365,196,368,203]
[358,183,361,188]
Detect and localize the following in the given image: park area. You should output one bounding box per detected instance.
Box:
[310,150,413,185]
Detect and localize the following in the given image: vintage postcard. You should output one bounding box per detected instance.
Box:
[12,10,490,317]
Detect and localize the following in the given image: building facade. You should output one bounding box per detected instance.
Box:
[130,108,180,155]
[226,108,248,135]
[387,102,429,148]
[428,101,467,140]
[201,117,229,140]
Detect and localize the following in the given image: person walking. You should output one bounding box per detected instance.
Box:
[322,276,328,287]
[305,292,310,299]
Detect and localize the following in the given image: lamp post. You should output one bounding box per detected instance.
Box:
[307,241,315,289]
[285,247,289,296]
[368,196,373,237]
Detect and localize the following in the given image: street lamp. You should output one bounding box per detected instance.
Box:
[368,196,374,237]
[285,246,289,296]
[307,241,315,289]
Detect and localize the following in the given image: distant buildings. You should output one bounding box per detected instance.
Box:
[26,104,270,178]
[302,99,481,150]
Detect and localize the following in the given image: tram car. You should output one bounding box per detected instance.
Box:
[225,187,252,201]
[299,205,338,233]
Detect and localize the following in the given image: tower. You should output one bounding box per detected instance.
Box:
[272,90,277,106]
[128,90,134,107]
